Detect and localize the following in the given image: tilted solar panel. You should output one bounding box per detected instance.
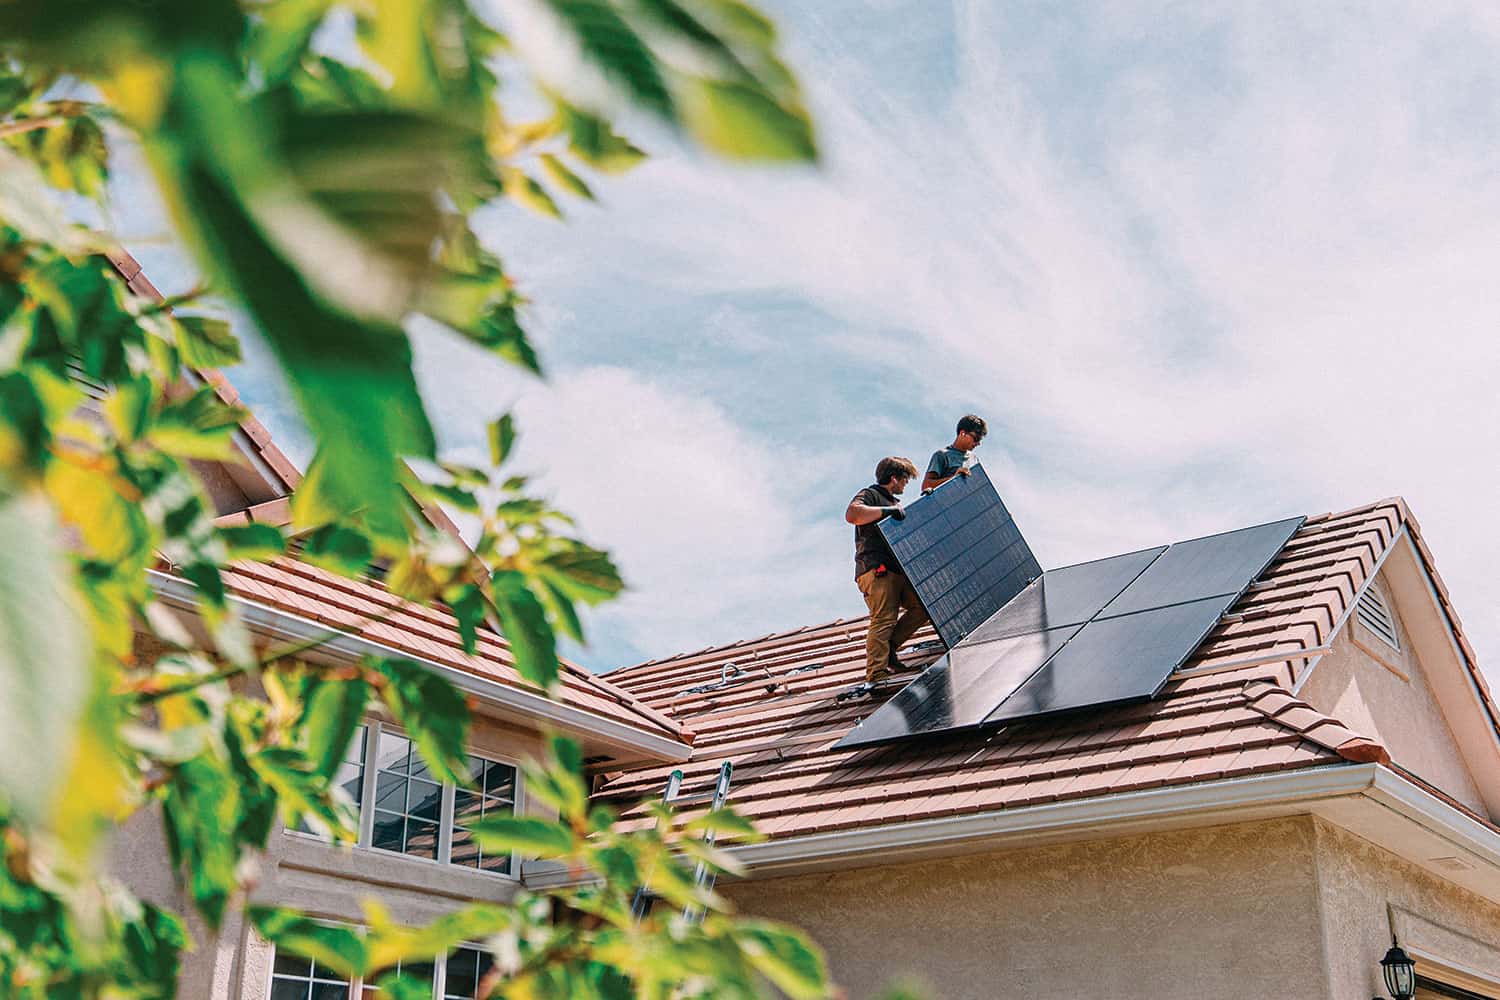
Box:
[878,464,1041,649]
[961,546,1166,645]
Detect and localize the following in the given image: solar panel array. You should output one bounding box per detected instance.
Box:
[836,510,1305,750]
[878,464,1042,649]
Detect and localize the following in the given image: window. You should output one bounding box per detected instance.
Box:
[372,731,443,860]
[1357,581,1401,651]
[269,950,352,1000]
[287,722,520,878]
[269,943,489,1000]
[451,754,517,875]
[442,946,494,1000]
[296,725,367,836]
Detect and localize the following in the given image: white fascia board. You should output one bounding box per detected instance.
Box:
[728,764,1378,876]
[148,570,692,763]
[1367,766,1500,873]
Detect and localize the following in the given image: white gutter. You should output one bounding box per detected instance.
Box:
[1367,766,1500,872]
[148,569,693,763]
[725,762,1377,874]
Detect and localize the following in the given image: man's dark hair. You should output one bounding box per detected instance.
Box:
[875,456,919,485]
[957,414,987,439]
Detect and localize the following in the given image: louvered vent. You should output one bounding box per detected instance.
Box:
[1356,583,1400,651]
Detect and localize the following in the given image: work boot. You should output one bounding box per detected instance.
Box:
[865,666,894,685]
[888,652,920,673]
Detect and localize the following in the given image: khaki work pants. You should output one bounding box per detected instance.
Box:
[856,568,930,682]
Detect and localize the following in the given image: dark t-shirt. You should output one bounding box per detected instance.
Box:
[926,446,973,482]
[851,484,898,579]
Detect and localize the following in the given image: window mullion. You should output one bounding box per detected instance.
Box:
[359,723,379,848]
[438,781,455,864]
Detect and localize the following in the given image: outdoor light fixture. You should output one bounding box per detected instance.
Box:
[1377,944,1417,1000]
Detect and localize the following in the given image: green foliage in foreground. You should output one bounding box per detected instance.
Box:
[0,0,826,996]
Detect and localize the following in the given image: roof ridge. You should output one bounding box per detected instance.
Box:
[1240,679,1389,764]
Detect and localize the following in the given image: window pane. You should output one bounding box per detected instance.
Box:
[271,980,311,1000]
[310,982,350,1000]
[408,779,442,820]
[275,953,314,977]
[449,757,514,873]
[375,774,406,812]
[405,819,439,859]
[372,811,405,853]
[444,946,492,1000]
[481,762,515,799]
[479,850,511,875]
[375,732,411,774]
[449,826,478,869]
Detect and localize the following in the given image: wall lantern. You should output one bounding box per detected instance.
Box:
[1378,944,1417,1000]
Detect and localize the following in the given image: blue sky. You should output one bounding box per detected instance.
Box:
[120,2,1500,682]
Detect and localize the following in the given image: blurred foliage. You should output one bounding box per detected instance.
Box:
[0,1,826,997]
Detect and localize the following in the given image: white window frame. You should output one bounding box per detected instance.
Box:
[266,934,490,1000]
[284,720,521,881]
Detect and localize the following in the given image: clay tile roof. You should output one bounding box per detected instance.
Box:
[197,556,689,745]
[596,498,1491,841]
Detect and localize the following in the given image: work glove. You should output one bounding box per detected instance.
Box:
[881,504,906,521]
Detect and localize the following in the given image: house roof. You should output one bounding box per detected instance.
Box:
[595,499,1499,840]
[199,555,689,748]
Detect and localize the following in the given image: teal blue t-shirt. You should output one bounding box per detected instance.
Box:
[926,446,973,481]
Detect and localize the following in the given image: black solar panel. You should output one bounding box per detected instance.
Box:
[962,546,1166,645]
[982,595,1232,724]
[1099,517,1305,618]
[879,464,1041,648]
[835,626,1080,747]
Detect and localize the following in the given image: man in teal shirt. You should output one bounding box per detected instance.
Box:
[922,414,987,492]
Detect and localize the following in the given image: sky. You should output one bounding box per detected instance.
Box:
[120,1,1500,682]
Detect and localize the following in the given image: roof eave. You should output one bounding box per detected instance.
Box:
[148,569,694,764]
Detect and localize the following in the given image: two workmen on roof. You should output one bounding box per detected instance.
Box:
[846,415,988,684]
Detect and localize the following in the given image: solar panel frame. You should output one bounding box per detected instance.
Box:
[877,464,1041,649]
[960,545,1167,645]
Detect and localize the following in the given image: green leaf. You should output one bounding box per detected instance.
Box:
[161,754,241,927]
[299,523,374,577]
[677,76,816,161]
[502,167,561,218]
[465,815,576,858]
[559,104,646,173]
[371,657,470,785]
[536,543,624,605]
[538,152,595,200]
[0,491,91,823]
[682,807,763,842]
[488,413,516,466]
[354,0,445,107]
[250,907,368,977]
[219,522,287,561]
[489,570,558,688]
[733,920,829,1000]
[174,314,242,368]
[300,677,369,782]
[250,0,335,83]
[253,745,360,839]
[526,0,674,119]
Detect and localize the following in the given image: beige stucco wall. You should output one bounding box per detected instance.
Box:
[1299,572,1487,815]
[724,816,1331,1000]
[1313,819,1500,999]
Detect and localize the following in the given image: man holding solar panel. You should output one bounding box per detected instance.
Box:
[846,456,929,684]
[921,413,987,493]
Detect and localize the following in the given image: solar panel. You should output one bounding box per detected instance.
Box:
[961,546,1166,645]
[878,464,1041,648]
[1099,517,1305,618]
[982,595,1232,724]
[835,626,1080,748]
[835,510,1307,750]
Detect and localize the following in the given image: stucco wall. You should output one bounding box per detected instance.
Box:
[724,816,1329,1000]
[1299,574,1486,815]
[1313,819,1500,999]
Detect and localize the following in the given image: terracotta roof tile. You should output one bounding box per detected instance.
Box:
[595,499,1479,843]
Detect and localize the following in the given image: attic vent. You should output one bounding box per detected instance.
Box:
[1356,582,1400,651]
